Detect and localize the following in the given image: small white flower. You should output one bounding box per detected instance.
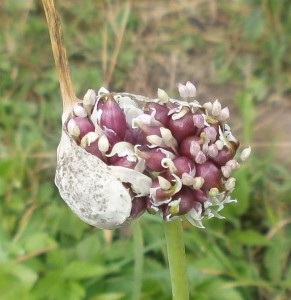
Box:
[240,146,251,161]
[178,81,196,99]
[211,100,222,117]
[218,107,229,122]
[80,132,98,148]
[192,177,205,190]
[157,88,169,103]
[73,104,88,118]
[83,89,96,113]
[225,177,236,191]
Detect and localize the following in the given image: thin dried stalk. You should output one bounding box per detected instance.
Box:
[42,0,78,111]
[104,1,131,86]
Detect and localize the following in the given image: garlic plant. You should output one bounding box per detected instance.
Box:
[55,82,251,229]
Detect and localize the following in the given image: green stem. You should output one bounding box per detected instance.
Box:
[132,220,144,300]
[164,219,189,300]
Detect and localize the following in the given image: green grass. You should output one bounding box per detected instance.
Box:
[1,0,291,299]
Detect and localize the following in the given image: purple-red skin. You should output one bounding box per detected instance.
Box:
[110,156,137,169]
[168,111,197,142]
[171,187,195,215]
[210,146,234,167]
[69,117,95,141]
[145,102,171,126]
[195,161,222,190]
[99,95,127,139]
[84,141,107,163]
[103,127,122,146]
[130,196,147,219]
[179,135,201,158]
[141,148,171,172]
[204,125,219,142]
[191,188,207,203]
[210,141,239,167]
[151,178,174,202]
[124,127,145,145]
[171,156,196,177]
[146,197,158,215]
[139,124,162,137]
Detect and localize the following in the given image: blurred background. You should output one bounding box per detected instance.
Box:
[1,0,291,299]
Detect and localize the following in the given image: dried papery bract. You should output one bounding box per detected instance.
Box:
[55,130,133,229]
[55,95,154,229]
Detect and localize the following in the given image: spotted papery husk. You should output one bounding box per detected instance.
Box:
[55,99,151,230]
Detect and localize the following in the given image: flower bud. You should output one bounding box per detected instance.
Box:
[192,177,205,190]
[67,117,94,141]
[203,126,218,143]
[73,104,88,118]
[99,94,127,139]
[208,144,219,158]
[137,147,175,172]
[170,156,196,177]
[211,100,221,117]
[157,88,170,103]
[218,107,229,122]
[83,89,96,114]
[193,114,205,129]
[178,83,188,98]
[168,187,195,216]
[225,177,236,191]
[225,159,240,170]
[150,175,182,204]
[179,135,201,159]
[203,102,213,113]
[178,81,196,99]
[192,188,207,203]
[134,121,162,137]
[195,161,222,190]
[130,197,147,219]
[186,81,197,97]
[80,132,107,162]
[145,102,170,125]
[240,146,251,161]
[103,127,122,146]
[221,165,232,178]
[124,126,144,145]
[112,157,138,169]
[146,197,159,215]
[195,151,207,164]
[210,143,237,166]
[98,135,110,153]
[168,111,196,142]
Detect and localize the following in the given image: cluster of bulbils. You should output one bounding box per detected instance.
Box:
[65,82,250,228]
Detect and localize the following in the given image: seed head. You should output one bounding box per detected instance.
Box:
[56,82,250,229]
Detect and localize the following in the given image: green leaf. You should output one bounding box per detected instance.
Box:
[264,235,290,281]
[23,232,57,253]
[229,230,271,246]
[226,166,251,216]
[32,271,85,300]
[0,262,38,299]
[63,261,108,280]
[91,293,125,300]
